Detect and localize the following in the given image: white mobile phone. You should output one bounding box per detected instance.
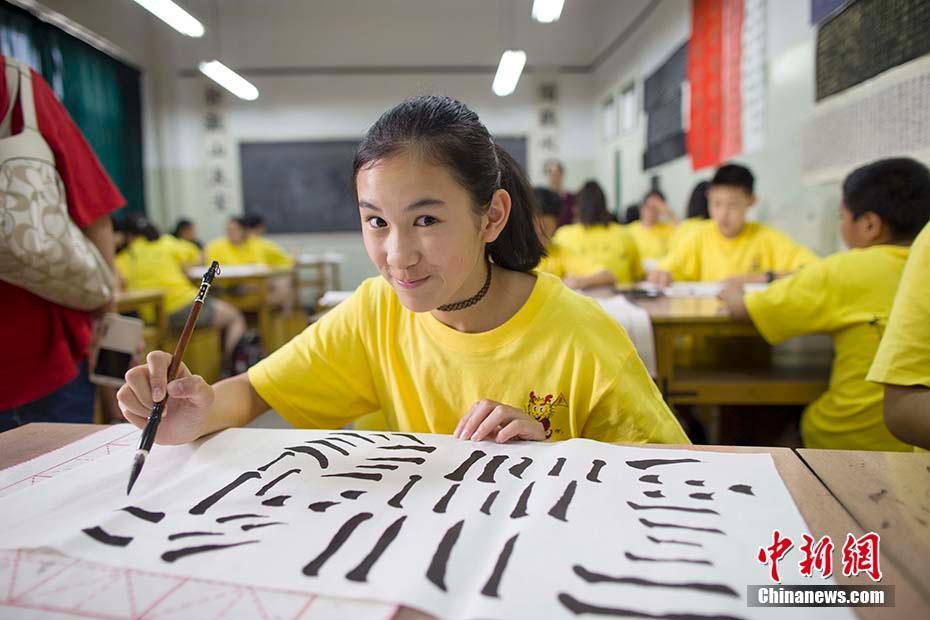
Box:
[89,313,145,387]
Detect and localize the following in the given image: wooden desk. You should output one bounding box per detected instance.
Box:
[634,296,831,407]
[1,424,924,619]
[116,288,167,352]
[798,448,930,602]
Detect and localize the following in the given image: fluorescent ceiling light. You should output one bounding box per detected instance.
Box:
[132,0,204,37]
[492,50,527,97]
[199,60,259,101]
[532,0,565,23]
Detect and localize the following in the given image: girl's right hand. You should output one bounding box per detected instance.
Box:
[117,351,215,445]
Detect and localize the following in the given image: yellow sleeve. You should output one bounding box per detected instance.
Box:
[658,231,700,280]
[744,258,837,344]
[771,231,819,272]
[115,251,132,283]
[868,226,930,387]
[259,239,295,268]
[247,282,380,428]
[582,350,690,444]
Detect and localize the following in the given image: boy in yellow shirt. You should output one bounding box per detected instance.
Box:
[868,218,930,450]
[719,158,930,451]
[206,216,295,311]
[551,181,644,285]
[205,217,264,265]
[116,96,688,448]
[243,214,296,268]
[626,189,677,260]
[115,216,246,360]
[649,164,818,285]
[534,187,615,289]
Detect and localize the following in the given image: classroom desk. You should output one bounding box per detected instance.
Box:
[115,288,167,352]
[1,424,925,619]
[797,448,930,603]
[626,296,831,409]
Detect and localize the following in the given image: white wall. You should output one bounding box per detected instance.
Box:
[593,0,842,255]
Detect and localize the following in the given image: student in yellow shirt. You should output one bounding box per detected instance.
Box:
[167,219,203,267]
[206,216,295,311]
[669,180,709,248]
[868,216,930,451]
[172,218,203,248]
[116,95,688,447]
[114,216,246,360]
[551,181,644,285]
[627,190,677,260]
[534,187,615,290]
[719,158,930,451]
[243,214,296,268]
[649,164,818,285]
[205,217,263,265]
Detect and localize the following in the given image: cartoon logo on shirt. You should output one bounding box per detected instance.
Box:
[525,391,568,438]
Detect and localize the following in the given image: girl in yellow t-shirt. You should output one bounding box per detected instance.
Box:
[626,189,677,260]
[117,96,687,448]
[551,181,644,285]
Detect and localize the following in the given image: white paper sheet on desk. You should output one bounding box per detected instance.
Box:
[596,295,657,377]
[0,429,853,620]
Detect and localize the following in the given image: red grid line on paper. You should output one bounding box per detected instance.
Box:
[0,549,397,620]
[0,429,138,496]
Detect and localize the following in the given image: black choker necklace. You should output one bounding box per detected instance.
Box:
[437,261,492,312]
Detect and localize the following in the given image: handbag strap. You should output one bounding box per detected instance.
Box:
[12,60,38,132]
[0,61,20,139]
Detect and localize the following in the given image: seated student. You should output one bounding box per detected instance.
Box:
[649,163,818,286]
[534,187,616,290]
[242,213,296,268]
[173,218,203,249]
[115,216,246,362]
[159,229,201,268]
[205,217,262,265]
[868,218,930,450]
[719,158,930,451]
[669,180,710,247]
[551,181,644,285]
[206,216,295,311]
[117,95,688,447]
[626,190,677,260]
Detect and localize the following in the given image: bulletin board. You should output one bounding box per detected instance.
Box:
[816,0,930,100]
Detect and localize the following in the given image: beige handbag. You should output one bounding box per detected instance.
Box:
[0,58,114,310]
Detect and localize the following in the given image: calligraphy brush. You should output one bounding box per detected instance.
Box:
[127,261,221,494]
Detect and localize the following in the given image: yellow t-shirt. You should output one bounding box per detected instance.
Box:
[537,242,608,279]
[659,221,818,282]
[252,236,295,268]
[115,238,198,316]
[205,237,264,266]
[868,224,930,390]
[626,221,675,259]
[745,245,912,451]
[668,217,706,249]
[248,272,688,444]
[551,223,644,284]
[160,235,201,267]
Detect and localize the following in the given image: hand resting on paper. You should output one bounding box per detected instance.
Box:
[117,351,269,445]
[453,400,547,443]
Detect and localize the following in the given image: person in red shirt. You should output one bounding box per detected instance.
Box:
[0,57,125,431]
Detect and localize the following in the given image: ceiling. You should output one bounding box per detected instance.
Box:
[38,0,655,73]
